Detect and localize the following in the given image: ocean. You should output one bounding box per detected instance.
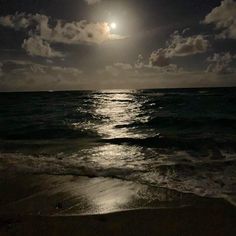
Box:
[0,87,236,206]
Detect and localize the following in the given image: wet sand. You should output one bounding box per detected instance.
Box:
[0,173,236,235]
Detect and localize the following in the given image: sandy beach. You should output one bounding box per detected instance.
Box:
[1,204,236,236]
[0,173,235,236]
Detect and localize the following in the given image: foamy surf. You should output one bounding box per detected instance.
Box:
[1,148,236,206]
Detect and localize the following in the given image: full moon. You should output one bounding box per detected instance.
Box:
[110,22,117,30]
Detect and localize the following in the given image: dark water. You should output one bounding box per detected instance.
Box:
[0,88,236,205]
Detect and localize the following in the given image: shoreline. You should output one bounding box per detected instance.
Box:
[0,173,233,215]
[1,173,236,235]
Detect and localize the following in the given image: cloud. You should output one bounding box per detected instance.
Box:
[0,60,84,91]
[103,65,120,77]
[148,32,209,69]
[0,13,125,45]
[22,36,63,58]
[98,58,180,78]
[1,59,236,91]
[100,63,133,77]
[0,12,31,29]
[50,66,83,77]
[135,54,145,69]
[38,20,123,45]
[203,0,236,39]
[1,60,82,76]
[144,64,181,74]
[166,32,209,57]
[84,0,101,5]
[206,52,236,74]
[0,13,125,58]
[114,63,133,70]
[95,60,236,89]
[149,49,170,67]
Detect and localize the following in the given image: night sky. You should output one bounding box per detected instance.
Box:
[0,0,236,91]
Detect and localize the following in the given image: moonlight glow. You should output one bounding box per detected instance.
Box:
[110,22,117,30]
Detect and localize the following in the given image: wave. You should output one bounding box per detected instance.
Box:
[100,136,236,157]
[115,116,236,130]
[0,152,140,179]
[1,151,236,206]
[0,127,100,140]
[1,89,236,206]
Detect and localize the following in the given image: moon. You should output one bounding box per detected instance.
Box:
[110,22,117,30]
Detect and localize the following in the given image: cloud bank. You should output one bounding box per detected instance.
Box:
[0,60,84,91]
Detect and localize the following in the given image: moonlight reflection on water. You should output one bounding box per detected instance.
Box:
[93,91,151,138]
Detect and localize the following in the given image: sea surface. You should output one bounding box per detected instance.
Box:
[0,88,236,205]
